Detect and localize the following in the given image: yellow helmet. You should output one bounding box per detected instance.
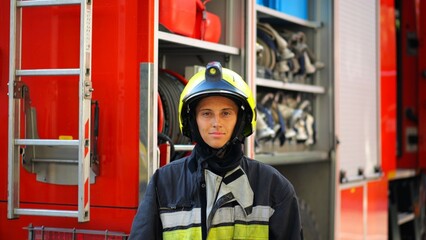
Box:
[178,62,256,141]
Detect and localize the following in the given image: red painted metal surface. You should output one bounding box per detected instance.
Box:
[0,1,10,203]
[398,0,419,168]
[380,0,397,174]
[0,0,154,237]
[339,185,364,240]
[16,1,141,207]
[338,178,389,240]
[366,178,388,239]
[0,202,135,239]
[138,1,155,63]
[418,0,426,169]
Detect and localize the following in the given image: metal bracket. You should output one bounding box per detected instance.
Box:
[84,80,94,99]
[13,81,26,99]
[22,98,97,185]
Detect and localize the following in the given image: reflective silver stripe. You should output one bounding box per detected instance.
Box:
[211,205,274,226]
[205,167,254,219]
[221,167,253,215]
[205,170,221,219]
[160,208,202,229]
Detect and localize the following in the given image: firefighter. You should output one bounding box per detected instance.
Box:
[129,62,303,240]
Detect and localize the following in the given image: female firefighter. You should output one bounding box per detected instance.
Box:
[129,61,303,240]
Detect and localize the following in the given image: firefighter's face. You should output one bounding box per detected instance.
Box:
[195,96,238,149]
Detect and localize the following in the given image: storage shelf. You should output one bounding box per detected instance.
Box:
[256,77,326,94]
[398,212,415,225]
[256,150,329,165]
[158,31,240,55]
[256,5,321,28]
[388,169,418,181]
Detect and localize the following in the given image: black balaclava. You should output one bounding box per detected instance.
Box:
[188,97,247,175]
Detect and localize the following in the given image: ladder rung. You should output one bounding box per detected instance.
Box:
[16,69,80,76]
[24,226,129,237]
[17,0,82,7]
[175,144,195,152]
[15,139,79,146]
[33,158,78,164]
[15,208,78,218]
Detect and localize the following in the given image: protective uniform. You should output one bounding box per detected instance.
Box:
[129,62,303,240]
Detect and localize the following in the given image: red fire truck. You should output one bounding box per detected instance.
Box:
[0,0,425,239]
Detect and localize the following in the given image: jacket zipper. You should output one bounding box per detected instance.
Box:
[200,177,207,240]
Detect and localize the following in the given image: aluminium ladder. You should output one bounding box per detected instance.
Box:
[8,0,93,222]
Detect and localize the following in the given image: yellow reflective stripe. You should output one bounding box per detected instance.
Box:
[163,227,202,240]
[233,224,269,240]
[207,224,269,240]
[160,206,272,239]
[207,225,234,240]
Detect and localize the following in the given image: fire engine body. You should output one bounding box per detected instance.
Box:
[0,0,425,239]
[0,0,149,238]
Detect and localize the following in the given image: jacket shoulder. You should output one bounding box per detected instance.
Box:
[242,157,296,203]
[242,157,285,179]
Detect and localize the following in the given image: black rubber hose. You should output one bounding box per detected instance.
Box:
[158,132,175,163]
